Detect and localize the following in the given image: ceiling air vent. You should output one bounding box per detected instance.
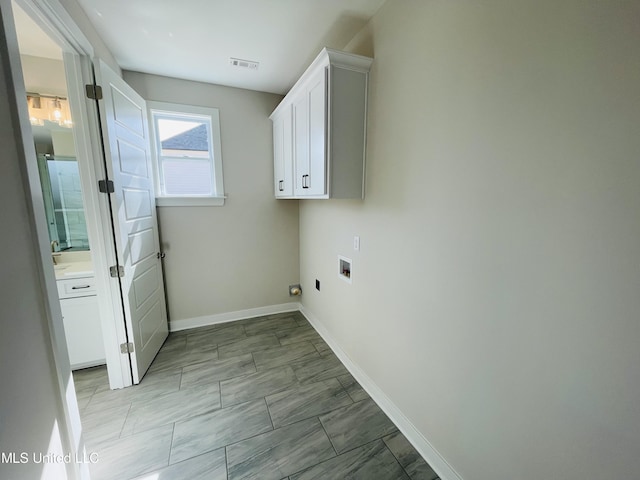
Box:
[229,57,259,70]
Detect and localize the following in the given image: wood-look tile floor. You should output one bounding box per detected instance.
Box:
[73,311,440,480]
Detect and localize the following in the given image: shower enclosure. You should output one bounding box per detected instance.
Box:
[36,154,90,251]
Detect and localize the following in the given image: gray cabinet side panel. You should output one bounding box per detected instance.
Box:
[329,67,367,199]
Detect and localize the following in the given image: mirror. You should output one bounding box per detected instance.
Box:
[15,1,90,252]
[32,123,90,251]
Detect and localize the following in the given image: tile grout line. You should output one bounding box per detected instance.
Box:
[312,342,325,356]
[168,421,176,453]
[264,378,357,429]
[381,435,413,480]
[82,385,98,410]
[318,415,339,457]
[224,446,229,480]
[335,435,395,458]
[165,422,176,469]
[288,435,402,480]
[264,396,276,431]
[222,412,335,452]
[178,366,184,390]
[117,402,134,439]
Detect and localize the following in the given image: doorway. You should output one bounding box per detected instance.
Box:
[15,5,107,374]
[10,0,169,392]
[10,0,133,391]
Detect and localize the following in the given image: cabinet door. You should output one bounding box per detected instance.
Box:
[61,296,105,369]
[293,88,309,196]
[306,68,327,196]
[272,106,293,197]
[293,72,327,197]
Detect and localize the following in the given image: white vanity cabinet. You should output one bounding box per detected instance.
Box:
[57,275,105,369]
[270,48,373,199]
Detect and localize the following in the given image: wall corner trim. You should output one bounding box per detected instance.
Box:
[169,302,302,331]
[300,306,464,480]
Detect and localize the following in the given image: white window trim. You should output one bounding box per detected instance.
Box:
[147,101,225,206]
[155,196,225,207]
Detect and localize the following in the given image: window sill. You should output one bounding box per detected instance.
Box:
[155,196,226,207]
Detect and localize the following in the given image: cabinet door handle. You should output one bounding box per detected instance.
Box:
[302,174,310,189]
[72,285,91,290]
[279,180,284,191]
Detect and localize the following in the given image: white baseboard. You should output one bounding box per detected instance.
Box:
[71,359,106,371]
[300,306,463,480]
[169,302,302,332]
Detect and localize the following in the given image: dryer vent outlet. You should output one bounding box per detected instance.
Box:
[289,284,302,296]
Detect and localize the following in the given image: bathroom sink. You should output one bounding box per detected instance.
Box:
[64,270,92,277]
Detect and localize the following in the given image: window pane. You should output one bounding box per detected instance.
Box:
[157,118,210,158]
[162,159,213,195]
[150,103,224,202]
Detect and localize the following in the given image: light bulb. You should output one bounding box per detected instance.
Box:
[29,96,42,109]
[53,98,62,120]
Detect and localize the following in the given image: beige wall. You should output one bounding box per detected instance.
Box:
[300,0,640,479]
[123,71,300,323]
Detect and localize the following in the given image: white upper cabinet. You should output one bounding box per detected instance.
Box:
[270,48,373,199]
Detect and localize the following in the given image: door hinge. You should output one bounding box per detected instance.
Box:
[85,84,103,100]
[109,265,124,278]
[98,179,115,193]
[120,342,134,354]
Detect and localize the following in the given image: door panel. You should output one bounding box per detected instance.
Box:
[128,228,155,264]
[273,112,284,195]
[123,188,153,221]
[94,60,168,383]
[133,265,160,308]
[272,107,293,197]
[292,72,327,197]
[307,70,327,196]
[293,90,309,196]
[118,140,149,178]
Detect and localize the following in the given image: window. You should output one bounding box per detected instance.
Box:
[148,101,224,206]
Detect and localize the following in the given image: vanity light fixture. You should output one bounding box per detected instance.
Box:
[26,93,73,128]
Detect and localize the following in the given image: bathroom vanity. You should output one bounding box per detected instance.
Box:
[54,253,105,369]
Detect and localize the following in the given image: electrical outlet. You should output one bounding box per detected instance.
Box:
[315,279,320,291]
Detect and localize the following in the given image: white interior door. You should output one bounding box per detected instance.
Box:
[94,60,168,383]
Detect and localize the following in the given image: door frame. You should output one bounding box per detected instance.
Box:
[13,0,134,390]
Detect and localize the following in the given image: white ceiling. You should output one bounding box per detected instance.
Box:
[75,0,385,94]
